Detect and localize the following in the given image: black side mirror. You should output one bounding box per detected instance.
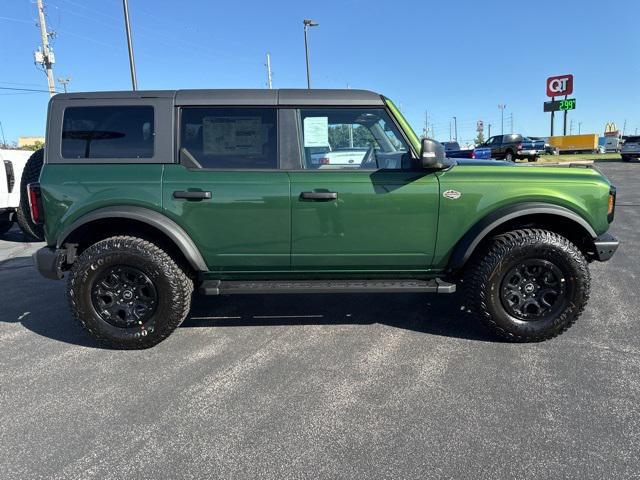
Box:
[420,138,446,169]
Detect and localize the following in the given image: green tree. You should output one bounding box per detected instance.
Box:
[475,132,485,145]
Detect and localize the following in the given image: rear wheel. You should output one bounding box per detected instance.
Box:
[505,150,514,162]
[527,156,537,162]
[464,229,590,342]
[68,236,193,349]
[16,149,45,241]
[621,155,631,162]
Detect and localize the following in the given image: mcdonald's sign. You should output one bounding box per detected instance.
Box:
[604,122,619,137]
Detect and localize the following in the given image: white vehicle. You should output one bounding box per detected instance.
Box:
[312,147,369,168]
[0,149,32,234]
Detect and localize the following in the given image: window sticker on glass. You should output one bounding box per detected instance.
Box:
[202,116,263,156]
[303,116,329,147]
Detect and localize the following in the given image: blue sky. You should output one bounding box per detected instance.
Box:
[1,0,639,144]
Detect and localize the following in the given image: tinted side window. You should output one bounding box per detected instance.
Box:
[180,107,277,169]
[62,106,154,159]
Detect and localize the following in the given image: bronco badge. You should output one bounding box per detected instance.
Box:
[443,189,462,200]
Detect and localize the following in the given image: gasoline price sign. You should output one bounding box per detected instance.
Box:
[559,98,576,111]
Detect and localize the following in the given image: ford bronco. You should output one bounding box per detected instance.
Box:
[31,89,619,348]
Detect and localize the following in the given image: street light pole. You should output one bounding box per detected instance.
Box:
[122,0,137,90]
[453,116,458,141]
[498,104,506,135]
[303,19,318,89]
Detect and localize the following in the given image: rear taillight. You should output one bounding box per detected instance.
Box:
[3,160,14,192]
[27,183,43,224]
[471,150,476,159]
[516,143,523,151]
[318,157,330,165]
[608,186,616,223]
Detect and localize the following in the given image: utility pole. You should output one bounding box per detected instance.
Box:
[510,113,514,134]
[449,121,452,141]
[453,116,458,141]
[57,77,71,93]
[578,122,582,134]
[0,120,7,147]
[488,123,492,138]
[622,119,627,136]
[35,0,56,97]
[570,119,574,135]
[303,19,318,89]
[498,104,506,135]
[265,52,273,89]
[122,0,138,90]
[424,110,428,138]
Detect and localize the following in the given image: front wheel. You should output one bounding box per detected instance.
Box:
[464,229,590,342]
[68,236,194,349]
[505,151,514,162]
[527,156,537,162]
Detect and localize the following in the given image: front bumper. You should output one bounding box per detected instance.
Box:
[33,246,66,280]
[592,233,619,262]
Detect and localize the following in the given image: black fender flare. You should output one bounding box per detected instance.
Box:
[447,202,597,272]
[57,206,208,272]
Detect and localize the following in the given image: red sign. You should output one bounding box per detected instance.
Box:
[546,74,574,97]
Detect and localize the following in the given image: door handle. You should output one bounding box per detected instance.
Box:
[300,191,338,201]
[173,190,212,200]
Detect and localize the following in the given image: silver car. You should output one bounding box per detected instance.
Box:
[621,136,640,162]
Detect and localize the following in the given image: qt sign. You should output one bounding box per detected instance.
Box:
[546,74,574,97]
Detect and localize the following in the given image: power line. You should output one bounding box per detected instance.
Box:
[0,86,58,93]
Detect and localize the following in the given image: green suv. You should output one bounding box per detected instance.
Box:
[31,89,619,348]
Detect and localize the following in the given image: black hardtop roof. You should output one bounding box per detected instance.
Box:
[53,88,385,106]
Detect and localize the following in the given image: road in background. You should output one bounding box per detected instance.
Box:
[1,161,638,479]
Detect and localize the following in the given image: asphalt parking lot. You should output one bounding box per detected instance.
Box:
[1,161,638,479]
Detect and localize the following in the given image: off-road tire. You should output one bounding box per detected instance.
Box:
[505,150,514,162]
[463,229,590,342]
[68,236,194,349]
[0,220,13,235]
[16,149,45,241]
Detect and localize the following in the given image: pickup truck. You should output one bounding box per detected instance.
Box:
[441,141,491,160]
[31,89,618,349]
[480,134,545,162]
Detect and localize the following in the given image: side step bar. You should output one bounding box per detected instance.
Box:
[199,279,456,296]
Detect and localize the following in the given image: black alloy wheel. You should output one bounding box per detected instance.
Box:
[91,265,158,328]
[500,259,567,321]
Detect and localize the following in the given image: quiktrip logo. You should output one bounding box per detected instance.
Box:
[546,74,574,97]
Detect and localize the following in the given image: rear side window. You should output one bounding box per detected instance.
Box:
[179,107,277,169]
[503,134,523,143]
[62,106,154,159]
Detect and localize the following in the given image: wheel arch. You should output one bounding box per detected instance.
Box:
[57,206,208,273]
[447,202,597,273]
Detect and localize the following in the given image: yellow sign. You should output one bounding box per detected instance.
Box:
[604,122,617,134]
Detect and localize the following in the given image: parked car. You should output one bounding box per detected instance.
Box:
[479,134,545,162]
[310,147,369,168]
[0,149,32,235]
[32,88,618,348]
[441,141,491,160]
[621,136,640,162]
[528,136,557,155]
